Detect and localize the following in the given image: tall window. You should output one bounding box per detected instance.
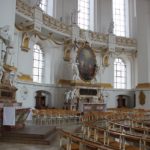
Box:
[78,0,94,30]
[114,58,126,89]
[113,0,129,37]
[39,0,48,13]
[33,44,44,83]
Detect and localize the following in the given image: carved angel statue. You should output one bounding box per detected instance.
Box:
[72,62,80,80]
[4,47,15,66]
[0,25,10,41]
[9,71,16,86]
[71,9,80,25]
[108,20,114,34]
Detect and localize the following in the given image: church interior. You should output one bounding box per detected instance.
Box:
[0,0,150,149]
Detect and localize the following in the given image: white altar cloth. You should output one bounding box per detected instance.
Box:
[3,107,15,126]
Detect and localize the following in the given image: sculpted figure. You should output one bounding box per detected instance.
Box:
[9,71,15,86]
[72,62,80,80]
[108,20,114,34]
[71,9,80,25]
[0,65,4,83]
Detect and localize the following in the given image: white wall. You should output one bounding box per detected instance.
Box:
[135,0,150,109]
[136,0,150,83]
[15,81,67,108]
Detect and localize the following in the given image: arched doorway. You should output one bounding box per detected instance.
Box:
[35,90,51,109]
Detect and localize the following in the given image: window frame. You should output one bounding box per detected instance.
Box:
[114,58,127,89]
[78,0,94,31]
[112,0,129,37]
[33,44,45,83]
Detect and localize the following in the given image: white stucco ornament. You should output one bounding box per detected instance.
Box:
[21,86,28,100]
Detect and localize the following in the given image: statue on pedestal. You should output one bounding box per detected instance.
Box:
[108,20,114,34]
[72,62,80,80]
[4,46,15,66]
[71,9,80,25]
[9,71,16,86]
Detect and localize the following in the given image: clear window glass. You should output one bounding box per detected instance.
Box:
[78,0,90,30]
[114,58,126,89]
[33,44,44,83]
[113,0,129,37]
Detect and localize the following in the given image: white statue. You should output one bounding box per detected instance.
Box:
[70,89,76,100]
[9,71,16,86]
[70,89,79,100]
[72,62,80,80]
[0,25,10,41]
[64,90,72,103]
[5,47,15,66]
[0,65,4,83]
[108,20,114,34]
[1,49,6,64]
[71,9,80,25]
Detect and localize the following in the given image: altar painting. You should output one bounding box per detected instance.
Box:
[77,44,97,81]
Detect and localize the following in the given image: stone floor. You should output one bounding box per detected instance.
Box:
[0,122,81,150]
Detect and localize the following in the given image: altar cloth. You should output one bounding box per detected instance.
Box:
[3,107,15,126]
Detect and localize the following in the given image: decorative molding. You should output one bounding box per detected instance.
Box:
[16,0,137,53]
[63,40,73,61]
[43,14,71,35]
[16,0,34,18]
[17,74,33,82]
[3,64,17,72]
[58,79,72,86]
[21,32,30,52]
[102,54,109,67]
[71,80,112,88]
[136,83,150,89]
[58,79,112,89]
[139,91,146,105]
[116,36,136,47]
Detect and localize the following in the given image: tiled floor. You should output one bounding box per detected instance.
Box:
[0,122,81,150]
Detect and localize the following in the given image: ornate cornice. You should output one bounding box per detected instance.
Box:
[80,29,136,49]
[16,0,137,52]
[3,64,17,72]
[43,14,72,35]
[58,79,112,89]
[17,74,33,82]
[136,83,150,89]
[16,0,34,18]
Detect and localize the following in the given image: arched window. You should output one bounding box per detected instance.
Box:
[113,0,129,37]
[33,44,44,83]
[114,58,126,89]
[78,0,94,30]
